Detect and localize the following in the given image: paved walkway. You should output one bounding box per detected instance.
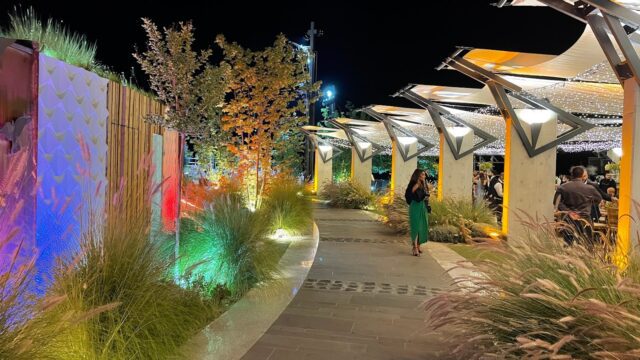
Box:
[242,207,453,360]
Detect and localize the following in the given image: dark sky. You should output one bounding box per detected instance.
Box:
[1,1,585,109]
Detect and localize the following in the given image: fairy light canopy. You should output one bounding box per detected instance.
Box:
[308,24,627,156]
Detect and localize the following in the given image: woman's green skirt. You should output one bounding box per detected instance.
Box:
[409,200,429,244]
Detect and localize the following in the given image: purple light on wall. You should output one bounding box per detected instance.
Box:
[34,55,108,291]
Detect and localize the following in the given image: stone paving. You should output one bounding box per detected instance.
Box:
[242,207,454,360]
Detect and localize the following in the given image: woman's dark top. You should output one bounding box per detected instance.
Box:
[406,180,429,203]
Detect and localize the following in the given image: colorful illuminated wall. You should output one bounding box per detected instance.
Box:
[1,42,179,292]
[35,55,108,287]
[162,130,180,232]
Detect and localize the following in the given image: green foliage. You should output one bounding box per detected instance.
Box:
[429,197,497,227]
[425,222,640,359]
[372,154,391,175]
[215,33,320,208]
[379,193,409,234]
[320,181,375,209]
[272,130,305,175]
[262,180,312,235]
[332,149,351,183]
[605,163,620,171]
[371,156,436,177]
[39,208,216,359]
[429,224,463,243]
[380,195,498,242]
[418,157,438,177]
[478,161,494,172]
[135,18,228,140]
[2,7,97,70]
[176,195,281,297]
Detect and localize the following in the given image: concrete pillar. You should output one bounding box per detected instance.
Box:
[438,130,474,201]
[391,138,418,194]
[503,109,557,238]
[351,144,372,192]
[616,79,640,266]
[314,145,333,193]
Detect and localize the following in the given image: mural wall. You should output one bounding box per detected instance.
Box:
[0,44,178,289]
[162,130,180,232]
[35,55,108,287]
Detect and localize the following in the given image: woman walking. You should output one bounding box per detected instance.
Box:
[405,169,429,256]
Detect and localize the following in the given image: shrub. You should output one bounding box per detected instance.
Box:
[261,178,312,235]
[320,181,375,209]
[424,219,640,359]
[469,222,496,238]
[379,193,410,234]
[380,195,497,242]
[39,206,217,359]
[2,8,97,70]
[429,197,497,227]
[177,194,281,298]
[429,224,464,243]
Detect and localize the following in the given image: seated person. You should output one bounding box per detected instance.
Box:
[605,187,618,207]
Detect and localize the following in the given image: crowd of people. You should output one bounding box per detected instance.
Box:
[554,166,618,245]
[472,166,619,246]
[404,165,619,256]
[473,169,504,225]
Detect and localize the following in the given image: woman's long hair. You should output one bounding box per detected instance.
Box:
[409,169,424,185]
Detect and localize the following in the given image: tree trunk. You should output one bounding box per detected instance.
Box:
[255,144,260,211]
[174,132,185,281]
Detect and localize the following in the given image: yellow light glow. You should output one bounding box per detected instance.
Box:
[313,150,319,193]
[614,80,636,270]
[502,114,512,234]
[390,141,397,192]
[437,133,444,201]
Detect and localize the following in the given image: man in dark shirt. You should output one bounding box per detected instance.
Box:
[554,166,602,245]
[585,173,616,222]
[599,171,617,195]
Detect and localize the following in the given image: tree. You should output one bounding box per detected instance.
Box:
[134,19,229,276]
[216,34,320,208]
[134,18,228,140]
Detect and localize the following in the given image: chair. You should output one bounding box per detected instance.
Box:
[606,206,619,245]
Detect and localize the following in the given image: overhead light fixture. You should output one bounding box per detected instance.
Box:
[447,126,472,138]
[613,147,623,157]
[397,136,417,145]
[434,90,472,98]
[518,109,555,125]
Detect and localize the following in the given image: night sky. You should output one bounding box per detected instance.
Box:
[0,1,585,109]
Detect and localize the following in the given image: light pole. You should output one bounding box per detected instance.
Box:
[304,21,322,182]
[321,84,337,120]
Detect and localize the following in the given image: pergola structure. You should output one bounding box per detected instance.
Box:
[499,0,640,265]
[303,0,638,264]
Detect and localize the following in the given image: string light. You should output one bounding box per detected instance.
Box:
[316,61,624,156]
